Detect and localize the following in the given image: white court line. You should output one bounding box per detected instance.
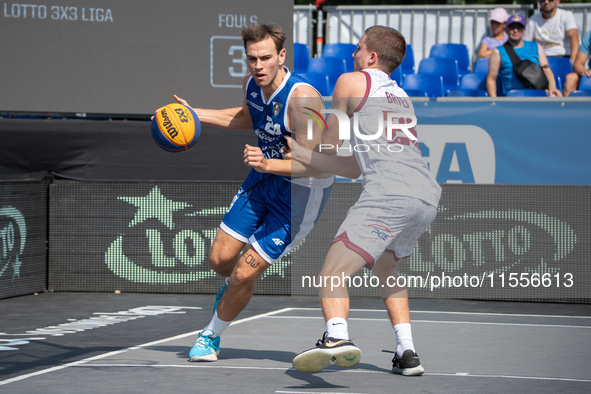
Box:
[288,307,591,320]
[72,363,591,384]
[276,391,368,394]
[0,307,295,386]
[263,315,591,329]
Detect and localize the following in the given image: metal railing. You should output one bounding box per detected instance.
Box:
[323,4,533,69]
[295,4,591,68]
[294,5,316,57]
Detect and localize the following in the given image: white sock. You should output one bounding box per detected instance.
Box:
[393,323,415,357]
[205,311,232,337]
[326,317,349,340]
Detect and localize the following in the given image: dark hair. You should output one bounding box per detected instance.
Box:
[363,26,406,73]
[241,23,286,54]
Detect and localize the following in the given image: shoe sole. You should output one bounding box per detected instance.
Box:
[392,364,425,376]
[189,353,219,362]
[293,345,361,373]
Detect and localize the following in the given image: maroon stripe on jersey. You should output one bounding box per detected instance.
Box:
[350,70,372,117]
[333,231,375,268]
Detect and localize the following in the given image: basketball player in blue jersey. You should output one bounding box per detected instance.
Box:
[169,23,333,362]
[285,26,440,376]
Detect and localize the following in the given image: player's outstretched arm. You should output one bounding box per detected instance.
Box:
[244,144,322,177]
[171,75,253,131]
[284,136,361,179]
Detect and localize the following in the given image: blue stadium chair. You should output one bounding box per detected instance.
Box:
[505,89,548,97]
[404,89,428,97]
[430,43,471,77]
[473,58,489,74]
[447,89,488,97]
[403,73,444,97]
[418,57,460,95]
[390,67,403,86]
[569,90,590,96]
[401,44,415,78]
[322,43,357,72]
[578,75,591,91]
[298,72,330,97]
[307,57,347,95]
[294,43,310,73]
[459,73,487,90]
[547,57,572,92]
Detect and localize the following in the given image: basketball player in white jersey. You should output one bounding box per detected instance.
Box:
[284,26,441,376]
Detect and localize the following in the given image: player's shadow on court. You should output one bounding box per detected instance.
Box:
[165,346,296,363]
[284,362,390,389]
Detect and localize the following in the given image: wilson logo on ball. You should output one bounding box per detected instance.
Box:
[151,103,201,153]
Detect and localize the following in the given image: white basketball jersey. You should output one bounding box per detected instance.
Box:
[351,69,441,207]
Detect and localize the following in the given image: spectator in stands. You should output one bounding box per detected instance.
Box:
[523,0,579,65]
[478,8,509,58]
[563,30,591,96]
[487,15,562,97]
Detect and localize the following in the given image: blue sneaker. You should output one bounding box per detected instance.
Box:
[212,281,228,314]
[189,329,220,362]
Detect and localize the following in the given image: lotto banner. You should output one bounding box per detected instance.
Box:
[48,181,591,301]
[0,182,47,300]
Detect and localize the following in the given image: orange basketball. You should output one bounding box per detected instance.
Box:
[151,103,201,152]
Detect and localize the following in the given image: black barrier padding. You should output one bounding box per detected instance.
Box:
[48,181,590,301]
[48,181,290,295]
[292,184,591,301]
[0,119,256,181]
[0,182,47,299]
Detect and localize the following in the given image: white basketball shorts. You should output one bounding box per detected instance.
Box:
[333,195,437,268]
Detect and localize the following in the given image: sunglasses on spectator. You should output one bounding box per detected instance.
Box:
[539,0,555,3]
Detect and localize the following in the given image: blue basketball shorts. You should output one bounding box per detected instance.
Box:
[220,170,332,264]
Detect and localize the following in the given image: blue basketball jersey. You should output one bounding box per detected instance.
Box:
[245,68,312,160]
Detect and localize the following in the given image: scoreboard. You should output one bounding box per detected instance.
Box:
[0,0,293,114]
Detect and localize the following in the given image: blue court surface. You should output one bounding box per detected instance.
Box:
[1,292,590,393]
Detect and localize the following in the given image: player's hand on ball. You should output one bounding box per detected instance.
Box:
[173,95,190,108]
[244,144,268,173]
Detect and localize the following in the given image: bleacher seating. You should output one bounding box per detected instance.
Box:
[298,72,330,97]
[307,57,347,95]
[578,75,591,91]
[403,73,444,97]
[401,44,415,78]
[447,89,488,97]
[307,40,591,98]
[430,43,471,77]
[390,67,403,86]
[569,90,590,97]
[506,89,548,97]
[294,43,310,73]
[547,57,573,92]
[322,43,356,72]
[404,89,428,97]
[459,73,487,90]
[473,58,489,75]
[418,57,460,95]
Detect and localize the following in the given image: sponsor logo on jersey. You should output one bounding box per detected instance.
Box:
[273,102,282,116]
[272,238,285,246]
[264,115,282,136]
[246,100,263,112]
[369,224,392,241]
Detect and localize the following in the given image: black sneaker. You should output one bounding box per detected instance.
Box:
[392,350,425,376]
[292,332,361,373]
